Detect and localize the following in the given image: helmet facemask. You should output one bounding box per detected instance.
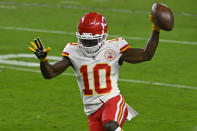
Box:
[76,32,107,57]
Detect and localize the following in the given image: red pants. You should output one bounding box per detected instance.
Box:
[88,95,128,131]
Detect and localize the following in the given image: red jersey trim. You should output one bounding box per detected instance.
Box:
[62,52,69,57]
[120,44,131,53]
[107,38,121,43]
[70,43,78,45]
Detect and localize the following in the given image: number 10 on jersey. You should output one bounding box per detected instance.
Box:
[80,64,112,96]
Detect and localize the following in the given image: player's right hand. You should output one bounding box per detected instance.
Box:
[28,38,51,62]
[149,14,160,32]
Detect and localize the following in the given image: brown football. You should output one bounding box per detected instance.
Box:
[151,3,174,31]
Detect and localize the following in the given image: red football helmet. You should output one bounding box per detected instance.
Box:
[76,12,108,56]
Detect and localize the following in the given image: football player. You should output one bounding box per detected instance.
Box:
[28,12,160,131]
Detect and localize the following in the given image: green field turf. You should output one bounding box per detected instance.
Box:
[0,0,197,131]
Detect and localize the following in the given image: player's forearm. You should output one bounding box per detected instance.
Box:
[143,31,160,60]
[40,60,55,79]
[40,57,71,79]
[119,31,159,64]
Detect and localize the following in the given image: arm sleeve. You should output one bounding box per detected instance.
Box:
[119,38,131,53]
[62,43,70,57]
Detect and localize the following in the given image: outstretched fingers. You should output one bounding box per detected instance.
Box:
[34,39,41,49]
[28,42,38,52]
[44,47,51,53]
[37,38,44,50]
[30,42,38,49]
[28,47,36,52]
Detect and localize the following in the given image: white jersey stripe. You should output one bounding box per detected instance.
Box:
[114,95,123,122]
[119,104,127,125]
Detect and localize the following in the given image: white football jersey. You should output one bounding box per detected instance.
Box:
[62,38,131,115]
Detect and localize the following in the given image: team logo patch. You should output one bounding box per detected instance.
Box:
[104,49,116,61]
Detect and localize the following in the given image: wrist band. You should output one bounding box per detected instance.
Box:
[41,56,47,62]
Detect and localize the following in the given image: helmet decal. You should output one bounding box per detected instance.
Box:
[102,16,107,30]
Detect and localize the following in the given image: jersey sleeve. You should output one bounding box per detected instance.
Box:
[119,38,131,53]
[62,43,71,57]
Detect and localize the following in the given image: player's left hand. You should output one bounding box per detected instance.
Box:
[149,14,160,32]
[28,38,51,62]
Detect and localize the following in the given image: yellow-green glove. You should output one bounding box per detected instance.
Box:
[149,14,160,32]
[28,38,51,62]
